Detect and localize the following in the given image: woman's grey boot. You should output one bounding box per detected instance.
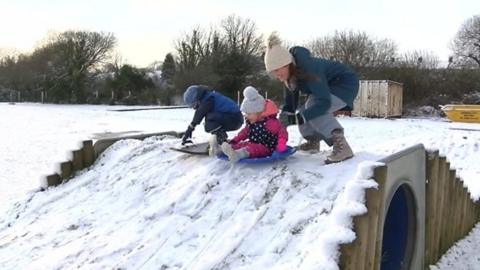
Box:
[295,136,320,153]
[325,129,353,164]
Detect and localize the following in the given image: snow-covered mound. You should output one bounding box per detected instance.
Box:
[1,104,480,269]
[0,135,379,270]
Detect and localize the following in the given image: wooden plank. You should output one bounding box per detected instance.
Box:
[465,192,472,234]
[439,165,450,255]
[439,161,451,255]
[467,192,475,232]
[461,187,470,237]
[339,240,356,269]
[352,214,368,270]
[374,82,380,117]
[389,82,403,117]
[46,173,61,187]
[381,82,388,117]
[452,178,463,244]
[434,157,447,258]
[425,151,439,267]
[82,140,94,167]
[339,216,362,270]
[345,189,377,270]
[446,170,456,249]
[72,149,84,171]
[457,185,467,241]
[431,157,445,261]
[366,165,387,270]
[339,165,387,270]
[360,215,373,270]
[477,201,480,221]
[60,161,73,180]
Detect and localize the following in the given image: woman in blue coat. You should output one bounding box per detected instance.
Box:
[182,85,243,153]
[264,32,359,163]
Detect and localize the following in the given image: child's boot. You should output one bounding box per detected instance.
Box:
[221,142,248,163]
[213,129,228,144]
[208,135,221,156]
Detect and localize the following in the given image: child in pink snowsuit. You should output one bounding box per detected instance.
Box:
[220,86,288,163]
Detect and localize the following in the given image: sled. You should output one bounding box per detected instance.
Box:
[442,104,480,123]
[217,146,296,164]
[170,142,209,155]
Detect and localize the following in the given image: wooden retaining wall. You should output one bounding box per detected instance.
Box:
[44,131,181,187]
[424,151,480,267]
[45,140,95,187]
[340,147,480,269]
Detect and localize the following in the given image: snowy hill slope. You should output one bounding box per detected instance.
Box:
[0,135,379,270]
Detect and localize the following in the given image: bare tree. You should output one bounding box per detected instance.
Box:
[451,15,480,67]
[45,30,117,102]
[173,15,264,96]
[220,14,263,56]
[307,30,397,72]
[174,27,210,71]
[56,31,117,73]
[103,52,124,73]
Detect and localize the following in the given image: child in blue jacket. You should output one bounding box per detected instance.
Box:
[182,85,243,154]
[264,32,359,163]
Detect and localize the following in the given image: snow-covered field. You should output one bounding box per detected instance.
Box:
[0,103,189,214]
[0,102,479,269]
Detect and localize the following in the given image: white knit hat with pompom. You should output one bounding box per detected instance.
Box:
[264,32,293,72]
[240,86,265,113]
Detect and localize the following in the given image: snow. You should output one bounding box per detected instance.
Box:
[431,223,480,270]
[0,102,479,269]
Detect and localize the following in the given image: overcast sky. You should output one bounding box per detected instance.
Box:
[1,0,479,67]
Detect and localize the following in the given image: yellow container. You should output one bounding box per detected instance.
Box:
[442,104,480,123]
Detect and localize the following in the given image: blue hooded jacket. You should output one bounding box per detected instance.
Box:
[201,91,241,114]
[185,85,241,128]
[283,46,359,121]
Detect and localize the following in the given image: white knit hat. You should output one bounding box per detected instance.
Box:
[264,32,293,72]
[241,86,265,113]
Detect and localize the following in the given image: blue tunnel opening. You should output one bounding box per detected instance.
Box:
[381,185,415,270]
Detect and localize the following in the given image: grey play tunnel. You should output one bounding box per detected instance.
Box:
[340,144,480,269]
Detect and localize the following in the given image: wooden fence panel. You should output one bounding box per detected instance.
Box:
[425,151,439,266]
[423,151,480,266]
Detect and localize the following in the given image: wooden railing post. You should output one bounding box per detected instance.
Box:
[72,149,84,171]
[60,161,73,180]
[46,173,61,187]
[82,140,94,167]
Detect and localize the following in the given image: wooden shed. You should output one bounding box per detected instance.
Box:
[352,80,403,118]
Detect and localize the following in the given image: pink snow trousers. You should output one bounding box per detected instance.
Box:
[231,142,272,158]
